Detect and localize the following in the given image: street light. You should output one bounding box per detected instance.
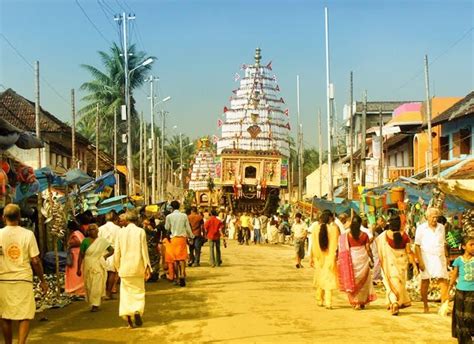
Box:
[151,95,171,203]
[125,57,154,196]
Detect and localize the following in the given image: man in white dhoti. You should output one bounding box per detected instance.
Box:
[115,210,151,328]
[415,207,449,313]
[98,211,121,298]
[0,204,48,344]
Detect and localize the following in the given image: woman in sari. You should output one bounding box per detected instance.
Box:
[310,210,340,309]
[76,224,114,312]
[376,215,417,315]
[338,215,376,310]
[65,221,86,296]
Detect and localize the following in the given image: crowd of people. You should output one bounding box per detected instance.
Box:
[0,201,472,343]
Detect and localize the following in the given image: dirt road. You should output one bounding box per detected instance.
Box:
[28,240,454,343]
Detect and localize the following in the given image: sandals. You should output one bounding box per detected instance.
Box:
[391,303,399,316]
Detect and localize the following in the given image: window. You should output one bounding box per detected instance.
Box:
[460,127,471,155]
[440,136,449,160]
[244,166,257,179]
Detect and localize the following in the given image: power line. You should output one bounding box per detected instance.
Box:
[393,26,473,94]
[75,0,111,45]
[0,33,69,105]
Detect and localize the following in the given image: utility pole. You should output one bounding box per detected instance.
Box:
[156,133,161,201]
[424,55,433,177]
[348,72,354,200]
[160,111,168,199]
[71,89,76,166]
[114,107,118,195]
[378,107,383,186]
[318,109,323,198]
[325,7,334,201]
[149,76,158,203]
[361,91,367,187]
[35,61,46,254]
[139,111,143,191]
[296,75,303,201]
[115,12,136,195]
[179,132,183,189]
[143,114,148,204]
[95,104,100,178]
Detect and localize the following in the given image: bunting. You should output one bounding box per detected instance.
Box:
[232,89,237,94]
[272,75,278,82]
[234,73,241,81]
[241,64,248,70]
[280,97,285,104]
[223,106,229,113]
[275,85,280,91]
[284,109,289,116]
[266,61,272,70]
[285,123,291,130]
[213,135,219,144]
[217,119,223,128]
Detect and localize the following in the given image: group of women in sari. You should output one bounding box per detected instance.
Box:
[310,210,417,315]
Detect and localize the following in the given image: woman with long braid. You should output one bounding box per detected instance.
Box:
[310,210,340,309]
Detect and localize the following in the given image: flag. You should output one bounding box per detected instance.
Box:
[284,108,289,116]
[266,61,272,70]
[223,106,229,113]
[241,64,248,70]
[213,135,219,144]
[280,97,285,104]
[285,123,291,130]
[275,85,280,91]
[217,119,223,128]
[232,89,237,94]
[272,75,278,82]
[234,73,241,81]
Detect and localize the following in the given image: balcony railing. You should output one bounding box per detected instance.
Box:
[388,166,415,181]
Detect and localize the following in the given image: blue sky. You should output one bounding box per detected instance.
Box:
[1,0,473,149]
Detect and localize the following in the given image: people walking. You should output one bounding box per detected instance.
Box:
[65,220,86,297]
[205,210,224,267]
[0,204,48,344]
[187,206,204,267]
[415,207,449,313]
[240,212,251,245]
[376,215,416,315]
[252,213,261,245]
[450,235,474,344]
[309,210,340,309]
[338,215,376,310]
[114,210,151,328]
[292,213,308,269]
[76,224,114,312]
[165,201,194,286]
[98,211,121,298]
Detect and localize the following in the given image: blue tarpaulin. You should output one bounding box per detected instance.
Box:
[312,197,360,215]
[80,171,116,194]
[96,195,132,215]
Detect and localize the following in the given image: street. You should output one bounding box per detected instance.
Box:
[29,241,454,344]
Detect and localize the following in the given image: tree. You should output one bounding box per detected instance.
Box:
[77,43,154,157]
[165,134,195,172]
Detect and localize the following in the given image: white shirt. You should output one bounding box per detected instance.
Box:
[361,225,373,240]
[292,222,308,239]
[253,217,261,230]
[98,221,120,248]
[0,225,39,282]
[114,223,151,278]
[415,222,445,256]
[165,210,194,238]
[334,218,345,234]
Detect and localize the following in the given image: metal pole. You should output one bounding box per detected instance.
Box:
[156,133,161,201]
[296,75,302,201]
[325,7,334,201]
[71,89,76,166]
[114,107,118,195]
[378,107,383,186]
[96,104,99,178]
[361,91,367,186]
[318,109,323,198]
[150,78,156,203]
[180,133,183,189]
[161,111,166,199]
[139,111,143,191]
[35,61,46,254]
[424,55,433,177]
[348,72,354,200]
[144,113,148,204]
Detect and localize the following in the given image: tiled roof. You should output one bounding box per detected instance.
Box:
[386,111,422,126]
[427,92,474,127]
[355,101,416,113]
[445,158,474,180]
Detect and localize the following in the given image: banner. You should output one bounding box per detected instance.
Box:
[280,159,288,186]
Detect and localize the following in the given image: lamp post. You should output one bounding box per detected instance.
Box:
[151,95,171,203]
[125,57,153,196]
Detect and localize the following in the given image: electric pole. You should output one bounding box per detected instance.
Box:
[424,55,433,177]
[361,90,367,187]
[318,108,323,198]
[378,107,383,186]
[296,75,303,201]
[148,76,159,203]
[348,72,354,200]
[71,89,76,166]
[96,103,100,178]
[325,7,334,201]
[114,107,118,195]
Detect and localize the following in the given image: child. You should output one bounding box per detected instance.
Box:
[449,236,474,344]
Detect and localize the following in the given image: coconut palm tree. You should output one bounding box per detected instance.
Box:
[78,42,154,156]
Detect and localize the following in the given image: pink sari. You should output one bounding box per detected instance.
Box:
[65,230,86,296]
